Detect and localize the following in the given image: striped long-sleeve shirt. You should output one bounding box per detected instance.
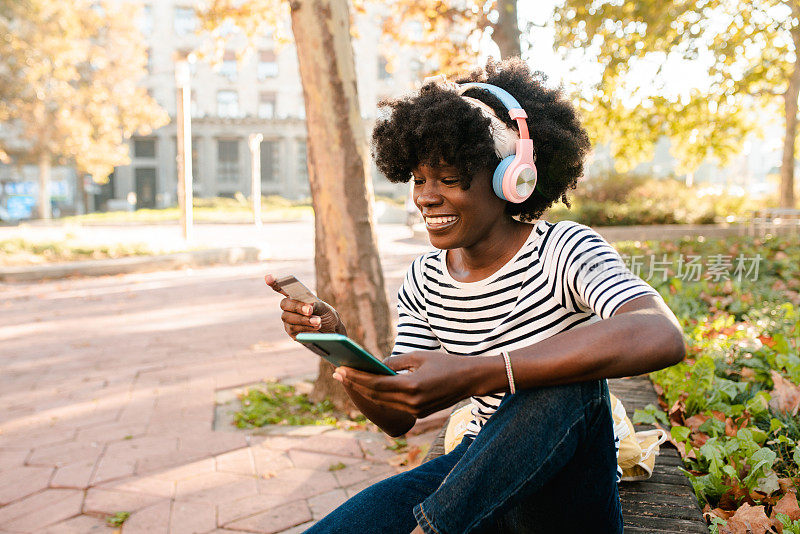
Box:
[391,219,662,440]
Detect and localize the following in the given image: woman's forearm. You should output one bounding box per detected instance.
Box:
[345,384,417,437]
[473,299,686,395]
[334,321,416,436]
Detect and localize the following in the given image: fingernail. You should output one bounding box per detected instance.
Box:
[310,316,321,326]
[332,373,342,382]
[303,305,312,315]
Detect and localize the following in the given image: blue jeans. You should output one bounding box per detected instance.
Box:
[307,379,623,533]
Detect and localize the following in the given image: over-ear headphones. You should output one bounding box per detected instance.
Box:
[457,83,538,204]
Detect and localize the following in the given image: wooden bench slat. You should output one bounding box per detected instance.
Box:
[623,514,709,533]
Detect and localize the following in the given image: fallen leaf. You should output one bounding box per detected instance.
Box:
[686,414,710,432]
[772,492,800,521]
[769,371,800,416]
[725,417,738,437]
[779,478,797,494]
[656,422,696,460]
[742,368,757,381]
[722,503,772,534]
[692,432,710,447]
[669,399,687,427]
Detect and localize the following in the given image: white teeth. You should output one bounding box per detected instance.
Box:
[426,216,458,225]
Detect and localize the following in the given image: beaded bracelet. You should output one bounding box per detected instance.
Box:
[501,350,516,394]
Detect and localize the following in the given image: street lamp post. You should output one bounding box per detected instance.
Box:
[248,133,263,227]
[175,58,193,241]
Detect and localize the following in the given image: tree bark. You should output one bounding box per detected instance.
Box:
[492,0,521,59]
[289,0,394,411]
[780,10,800,209]
[37,152,52,219]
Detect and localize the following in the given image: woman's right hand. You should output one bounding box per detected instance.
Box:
[265,274,345,339]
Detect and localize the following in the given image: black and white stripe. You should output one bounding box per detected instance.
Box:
[391,220,661,438]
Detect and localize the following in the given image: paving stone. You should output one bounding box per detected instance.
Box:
[74,421,147,444]
[90,455,136,485]
[170,501,217,534]
[50,459,98,489]
[40,514,108,533]
[83,488,164,515]
[224,500,311,534]
[357,435,399,462]
[97,475,175,499]
[275,521,317,534]
[0,489,83,532]
[287,450,362,472]
[307,489,348,520]
[149,458,216,482]
[119,499,171,534]
[332,460,394,488]
[251,448,293,477]
[0,465,53,505]
[214,449,255,476]
[258,468,339,501]
[28,440,103,468]
[344,473,400,499]
[0,449,29,472]
[217,494,292,526]
[175,472,258,504]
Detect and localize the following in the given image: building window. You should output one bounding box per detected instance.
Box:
[260,140,279,183]
[220,50,237,81]
[378,55,392,80]
[134,138,156,159]
[174,6,196,36]
[217,90,239,118]
[258,92,276,119]
[138,4,153,36]
[297,140,308,182]
[217,139,240,183]
[258,50,278,79]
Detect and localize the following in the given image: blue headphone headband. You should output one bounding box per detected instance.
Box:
[457,83,524,113]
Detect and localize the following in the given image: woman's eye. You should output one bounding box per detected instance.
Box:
[441,177,460,185]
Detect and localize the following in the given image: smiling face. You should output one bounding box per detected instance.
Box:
[412,163,511,251]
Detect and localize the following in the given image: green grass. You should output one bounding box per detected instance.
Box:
[105,511,130,527]
[232,382,366,428]
[0,236,165,266]
[62,195,314,224]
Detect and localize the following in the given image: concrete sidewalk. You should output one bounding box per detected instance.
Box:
[0,238,436,533]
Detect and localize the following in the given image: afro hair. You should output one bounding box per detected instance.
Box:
[370,57,592,222]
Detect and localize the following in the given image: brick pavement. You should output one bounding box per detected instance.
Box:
[0,232,434,533]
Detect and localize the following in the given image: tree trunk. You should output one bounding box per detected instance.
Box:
[289,0,394,411]
[492,0,521,59]
[780,18,800,208]
[37,152,52,219]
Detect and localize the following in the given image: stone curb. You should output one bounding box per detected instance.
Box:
[0,246,263,283]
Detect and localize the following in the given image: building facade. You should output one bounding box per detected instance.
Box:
[103,0,417,212]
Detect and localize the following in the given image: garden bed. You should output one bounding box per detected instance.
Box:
[618,234,800,533]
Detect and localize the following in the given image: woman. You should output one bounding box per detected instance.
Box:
[266,57,685,533]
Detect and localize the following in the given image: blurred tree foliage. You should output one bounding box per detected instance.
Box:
[198,0,523,77]
[554,0,799,208]
[0,0,167,218]
[546,170,764,226]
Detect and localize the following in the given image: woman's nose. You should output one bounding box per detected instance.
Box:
[415,183,443,207]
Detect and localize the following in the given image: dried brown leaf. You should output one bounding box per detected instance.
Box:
[724,503,772,534]
[769,371,800,416]
[772,492,800,521]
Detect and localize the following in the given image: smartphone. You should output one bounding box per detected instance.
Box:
[274,275,318,304]
[295,333,397,376]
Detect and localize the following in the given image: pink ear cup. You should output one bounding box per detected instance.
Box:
[501,139,537,203]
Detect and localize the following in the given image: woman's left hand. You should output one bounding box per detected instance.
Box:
[333,351,496,418]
